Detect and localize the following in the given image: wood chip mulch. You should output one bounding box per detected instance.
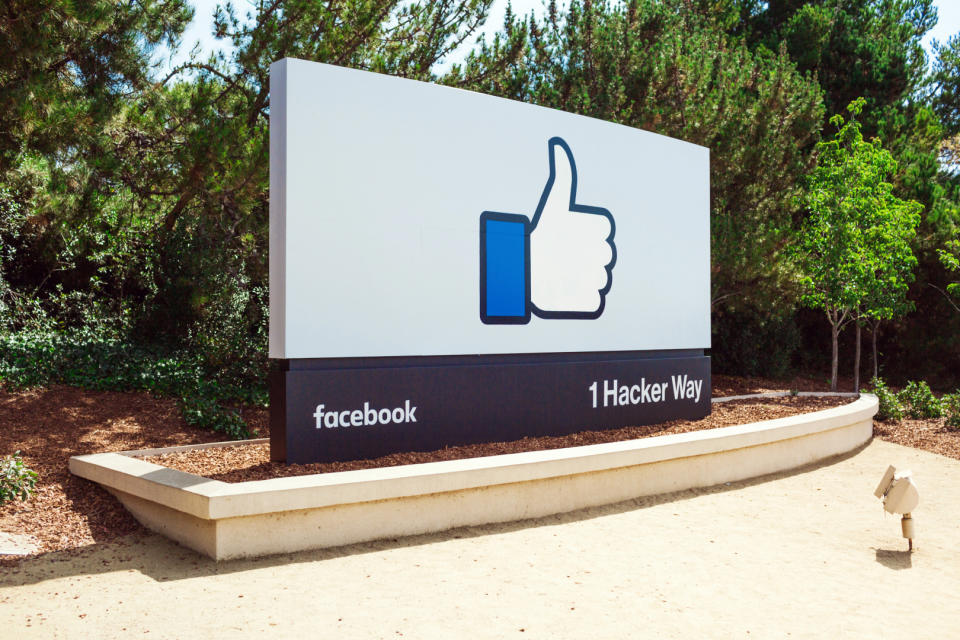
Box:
[872,417,960,460]
[0,385,265,562]
[711,373,860,395]
[714,375,960,460]
[141,396,848,482]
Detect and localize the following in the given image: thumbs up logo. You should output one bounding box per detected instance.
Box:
[480,137,616,324]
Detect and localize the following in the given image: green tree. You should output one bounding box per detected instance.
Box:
[797,98,922,390]
[0,0,193,332]
[936,238,960,311]
[931,34,960,137]
[855,204,920,384]
[733,0,936,136]
[733,1,956,236]
[0,0,192,173]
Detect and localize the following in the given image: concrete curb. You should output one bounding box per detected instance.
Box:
[70,394,878,560]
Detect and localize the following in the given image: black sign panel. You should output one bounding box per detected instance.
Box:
[271,351,710,464]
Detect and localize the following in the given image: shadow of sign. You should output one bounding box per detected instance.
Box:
[875,547,912,570]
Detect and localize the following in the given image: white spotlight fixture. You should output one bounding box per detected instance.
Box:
[874,465,919,551]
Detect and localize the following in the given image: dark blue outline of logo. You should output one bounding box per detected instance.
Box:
[479,137,617,325]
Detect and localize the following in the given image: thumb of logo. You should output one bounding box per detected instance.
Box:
[480,137,616,324]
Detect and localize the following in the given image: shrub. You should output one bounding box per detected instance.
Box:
[869,377,903,421]
[179,391,250,440]
[1,451,38,503]
[943,393,960,430]
[0,328,265,439]
[897,380,943,419]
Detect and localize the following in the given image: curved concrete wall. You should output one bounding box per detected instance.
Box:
[70,395,877,560]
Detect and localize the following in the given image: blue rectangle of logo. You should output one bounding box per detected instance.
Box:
[485,219,526,318]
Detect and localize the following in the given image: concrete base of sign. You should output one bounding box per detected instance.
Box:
[70,395,877,561]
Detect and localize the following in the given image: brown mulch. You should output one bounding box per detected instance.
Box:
[0,385,266,561]
[711,373,859,396]
[716,375,960,458]
[873,417,960,460]
[142,396,848,482]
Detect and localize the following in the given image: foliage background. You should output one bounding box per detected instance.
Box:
[2,0,960,435]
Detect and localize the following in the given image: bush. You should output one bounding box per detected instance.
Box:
[1,451,38,503]
[870,377,903,421]
[897,380,943,419]
[0,328,265,439]
[179,390,250,440]
[943,393,960,430]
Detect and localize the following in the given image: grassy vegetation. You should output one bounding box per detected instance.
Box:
[869,377,960,428]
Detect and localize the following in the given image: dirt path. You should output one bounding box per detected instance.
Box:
[2,438,958,639]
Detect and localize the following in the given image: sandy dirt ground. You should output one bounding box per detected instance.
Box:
[2,438,959,639]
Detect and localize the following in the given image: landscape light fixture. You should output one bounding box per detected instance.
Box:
[874,465,920,551]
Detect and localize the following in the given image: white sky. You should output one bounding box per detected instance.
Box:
[925,0,960,50]
[157,0,960,73]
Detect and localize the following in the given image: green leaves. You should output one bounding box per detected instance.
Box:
[0,0,192,173]
[871,377,960,427]
[932,34,960,138]
[0,328,265,439]
[796,99,922,388]
[0,451,38,504]
[870,377,904,421]
[898,380,944,419]
[938,239,960,301]
[797,100,921,320]
[735,0,936,137]
[943,392,960,430]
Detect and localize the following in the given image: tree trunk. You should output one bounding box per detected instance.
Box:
[872,320,880,381]
[830,320,839,392]
[853,322,862,393]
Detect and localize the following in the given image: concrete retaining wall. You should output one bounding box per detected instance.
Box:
[70,395,877,560]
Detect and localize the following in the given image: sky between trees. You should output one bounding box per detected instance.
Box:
[160,0,960,75]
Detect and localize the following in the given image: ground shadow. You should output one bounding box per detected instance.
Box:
[2,440,872,585]
[874,548,913,570]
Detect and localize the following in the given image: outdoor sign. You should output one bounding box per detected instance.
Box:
[269,58,711,464]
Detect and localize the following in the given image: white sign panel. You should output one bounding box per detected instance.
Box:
[269,58,710,359]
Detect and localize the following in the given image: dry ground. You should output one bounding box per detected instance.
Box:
[2,438,959,639]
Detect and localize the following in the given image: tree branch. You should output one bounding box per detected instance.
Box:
[928,282,960,314]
